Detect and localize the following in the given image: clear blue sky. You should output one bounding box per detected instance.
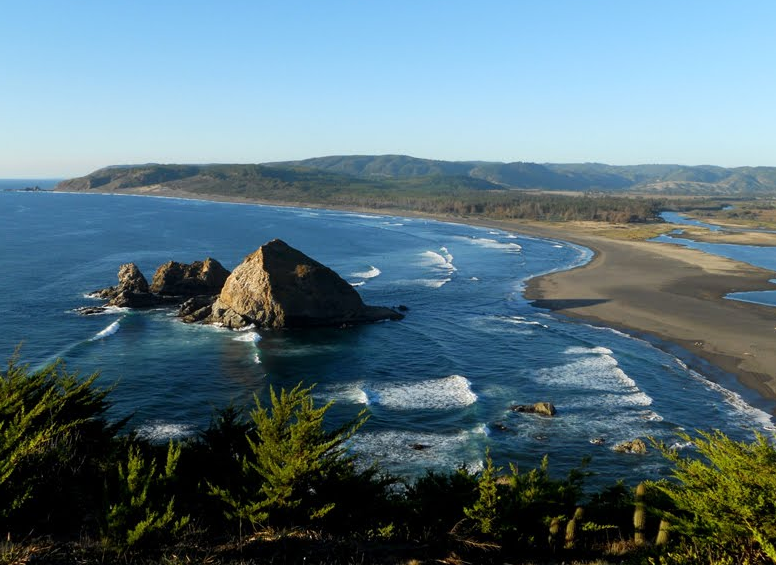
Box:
[2,1,775,177]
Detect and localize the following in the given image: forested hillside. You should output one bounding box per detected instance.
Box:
[57,163,662,223]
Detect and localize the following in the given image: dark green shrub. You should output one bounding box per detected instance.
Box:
[653,430,776,564]
[208,383,367,533]
[104,440,190,550]
[0,354,120,532]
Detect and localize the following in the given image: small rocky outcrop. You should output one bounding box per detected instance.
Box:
[201,239,403,329]
[511,402,557,416]
[150,258,230,296]
[94,263,159,308]
[85,259,230,312]
[613,439,648,454]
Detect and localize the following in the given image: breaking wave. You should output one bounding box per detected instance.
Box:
[351,265,381,279]
[467,237,522,253]
[136,420,195,441]
[90,320,120,341]
[357,375,478,410]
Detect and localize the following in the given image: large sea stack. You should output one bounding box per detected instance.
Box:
[198,239,403,329]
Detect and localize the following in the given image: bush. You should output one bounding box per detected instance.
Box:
[0,354,118,532]
[104,440,190,550]
[653,430,776,564]
[209,383,367,533]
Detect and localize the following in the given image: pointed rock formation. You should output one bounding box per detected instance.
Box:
[94,262,159,308]
[203,239,403,329]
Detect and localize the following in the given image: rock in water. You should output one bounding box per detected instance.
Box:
[510,402,557,416]
[207,239,403,329]
[150,258,230,296]
[116,263,150,293]
[613,439,648,454]
[94,262,160,308]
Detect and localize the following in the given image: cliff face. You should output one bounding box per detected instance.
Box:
[206,239,402,329]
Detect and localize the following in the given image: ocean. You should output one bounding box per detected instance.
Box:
[2,191,773,486]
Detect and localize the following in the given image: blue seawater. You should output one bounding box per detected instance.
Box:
[2,192,774,486]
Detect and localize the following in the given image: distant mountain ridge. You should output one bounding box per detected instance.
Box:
[273,155,776,194]
[56,155,776,195]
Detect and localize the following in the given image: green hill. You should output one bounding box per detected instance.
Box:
[271,156,776,194]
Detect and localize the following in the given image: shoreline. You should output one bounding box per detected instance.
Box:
[52,187,776,411]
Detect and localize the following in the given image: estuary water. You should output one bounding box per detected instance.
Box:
[2,192,774,486]
[658,211,776,307]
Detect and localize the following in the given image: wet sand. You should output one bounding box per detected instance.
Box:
[514,222,776,405]
[61,186,776,406]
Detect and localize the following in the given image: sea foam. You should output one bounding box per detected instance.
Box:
[348,428,483,472]
[232,331,261,343]
[356,375,477,410]
[136,420,195,441]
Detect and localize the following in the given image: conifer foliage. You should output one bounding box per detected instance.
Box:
[654,430,776,564]
[210,383,368,530]
[105,441,190,550]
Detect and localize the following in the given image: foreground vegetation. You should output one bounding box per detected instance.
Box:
[3,356,776,564]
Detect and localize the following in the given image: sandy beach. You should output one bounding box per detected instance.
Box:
[515,223,776,406]
[65,186,776,408]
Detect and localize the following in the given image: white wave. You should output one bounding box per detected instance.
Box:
[415,278,451,289]
[535,349,652,407]
[565,345,613,356]
[351,265,381,279]
[553,244,564,248]
[253,353,262,364]
[686,369,774,430]
[641,410,663,422]
[348,428,482,471]
[90,320,120,341]
[136,421,195,441]
[328,383,371,405]
[467,237,522,253]
[470,276,479,281]
[232,331,261,343]
[363,375,477,410]
[415,248,456,288]
[505,316,548,329]
[350,281,366,287]
[420,249,456,272]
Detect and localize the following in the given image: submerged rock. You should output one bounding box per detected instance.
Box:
[206,239,403,329]
[511,402,557,417]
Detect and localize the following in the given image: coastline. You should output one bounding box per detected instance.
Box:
[54,187,776,410]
